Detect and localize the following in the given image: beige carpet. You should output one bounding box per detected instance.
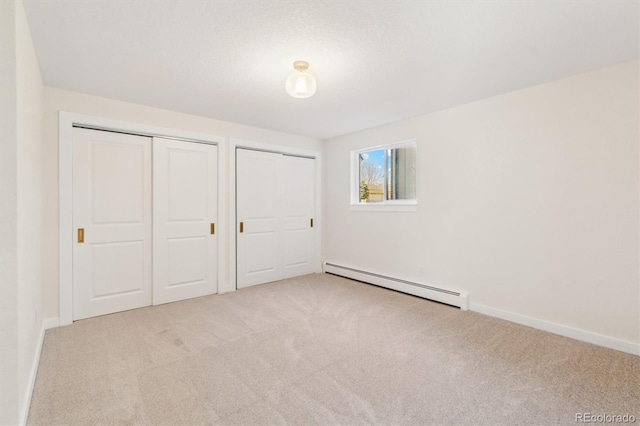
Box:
[28,273,639,425]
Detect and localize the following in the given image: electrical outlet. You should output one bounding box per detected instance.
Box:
[417,266,424,276]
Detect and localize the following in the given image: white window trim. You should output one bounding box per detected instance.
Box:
[350,139,417,211]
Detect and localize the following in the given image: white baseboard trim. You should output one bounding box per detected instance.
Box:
[469,302,639,356]
[18,321,42,424]
[43,317,60,330]
[19,317,57,425]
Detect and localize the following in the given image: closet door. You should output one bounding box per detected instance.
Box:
[72,128,152,320]
[283,155,315,278]
[236,148,316,289]
[153,138,218,305]
[236,149,283,288]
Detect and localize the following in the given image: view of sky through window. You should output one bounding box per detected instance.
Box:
[361,149,385,174]
[357,143,416,204]
[359,149,385,202]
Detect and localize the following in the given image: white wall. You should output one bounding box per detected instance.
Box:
[42,87,322,320]
[0,0,20,423]
[0,1,45,424]
[323,61,639,349]
[16,0,44,422]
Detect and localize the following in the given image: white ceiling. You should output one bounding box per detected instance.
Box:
[24,0,639,139]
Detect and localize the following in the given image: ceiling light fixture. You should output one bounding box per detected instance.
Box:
[285,60,317,99]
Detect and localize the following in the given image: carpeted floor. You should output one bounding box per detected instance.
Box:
[28,273,639,425]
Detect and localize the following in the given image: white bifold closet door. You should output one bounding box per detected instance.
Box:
[72,128,152,320]
[153,137,218,305]
[236,148,315,289]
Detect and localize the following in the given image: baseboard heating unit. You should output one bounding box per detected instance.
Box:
[323,262,469,310]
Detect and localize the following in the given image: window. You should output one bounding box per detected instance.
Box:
[351,140,417,209]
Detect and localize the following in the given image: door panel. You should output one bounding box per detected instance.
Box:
[283,155,315,278]
[236,149,283,288]
[246,233,278,273]
[168,149,208,221]
[92,241,144,297]
[284,230,308,266]
[167,237,207,285]
[92,143,145,223]
[73,128,152,320]
[153,138,218,305]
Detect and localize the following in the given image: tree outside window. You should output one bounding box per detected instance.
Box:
[355,142,416,205]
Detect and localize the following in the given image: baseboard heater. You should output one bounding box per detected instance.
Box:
[323,262,468,310]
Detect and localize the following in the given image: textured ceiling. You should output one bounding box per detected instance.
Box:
[24,0,639,139]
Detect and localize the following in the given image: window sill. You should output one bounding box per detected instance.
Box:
[350,203,417,212]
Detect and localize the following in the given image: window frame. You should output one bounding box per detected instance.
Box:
[350,139,417,211]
